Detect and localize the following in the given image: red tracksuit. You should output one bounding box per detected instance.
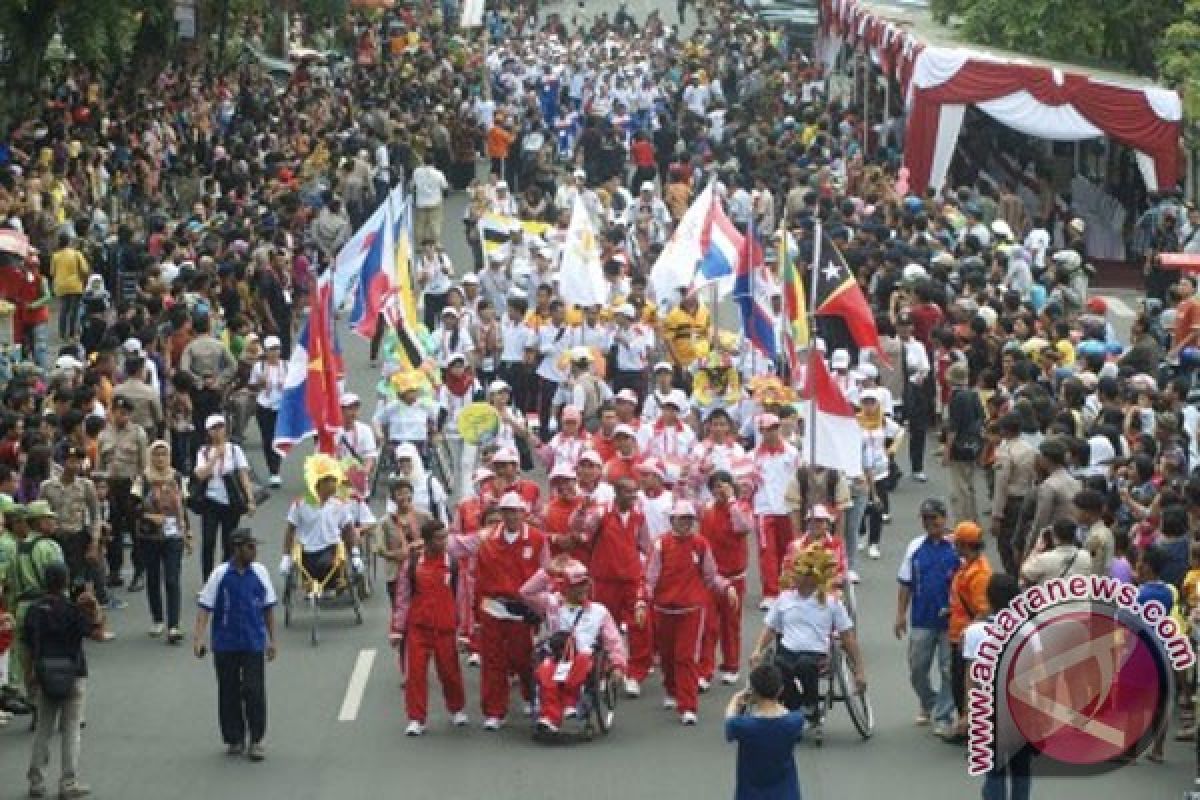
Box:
[757,514,794,599]
[543,495,588,565]
[644,533,729,714]
[452,497,486,650]
[391,552,465,724]
[591,432,617,463]
[589,506,653,681]
[603,453,643,485]
[453,523,546,720]
[698,499,752,679]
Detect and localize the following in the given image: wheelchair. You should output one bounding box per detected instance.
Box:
[767,632,874,745]
[281,540,364,646]
[530,640,620,743]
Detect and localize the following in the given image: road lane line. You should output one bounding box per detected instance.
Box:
[338,648,377,722]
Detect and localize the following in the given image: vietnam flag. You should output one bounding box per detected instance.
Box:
[273,273,344,457]
[812,231,884,360]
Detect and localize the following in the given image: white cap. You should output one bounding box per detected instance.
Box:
[55,355,83,370]
[339,392,361,407]
[462,273,481,284]
[990,219,1013,239]
[830,349,851,369]
[859,387,884,405]
[492,447,520,464]
[498,491,526,510]
[662,389,687,410]
[444,352,468,367]
[205,414,226,430]
[616,303,637,317]
[488,379,511,394]
[808,503,834,521]
[640,181,655,192]
[549,463,577,481]
[578,450,603,465]
[570,346,592,362]
[613,423,637,438]
[573,168,587,179]
[496,180,509,190]
[669,499,697,518]
[122,337,143,355]
[653,360,673,373]
[263,335,282,349]
[441,307,460,317]
[858,363,878,379]
[615,388,638,404]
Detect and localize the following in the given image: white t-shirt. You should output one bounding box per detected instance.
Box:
[336,420,378,462]
[962,619,990,660]
[412,165,449,209]
[250,360,285,410]
[197,443,250,506]
[766,589,853,653]
[287,498,352,552]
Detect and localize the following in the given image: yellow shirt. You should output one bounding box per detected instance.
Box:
[663,304,711,367]
[50,247,89,296]
[1054,339,1076,367]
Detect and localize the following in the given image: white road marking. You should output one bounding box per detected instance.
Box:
[338,648,377,722]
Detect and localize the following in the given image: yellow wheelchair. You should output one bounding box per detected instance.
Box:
[282,540,364,646]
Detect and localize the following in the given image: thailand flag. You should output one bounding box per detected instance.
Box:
[348,202,394,340]
[693,190,740,297]
[273,274,344,457]
[733,216,777,356]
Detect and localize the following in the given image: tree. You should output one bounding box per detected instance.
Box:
[1160,0,1200,127]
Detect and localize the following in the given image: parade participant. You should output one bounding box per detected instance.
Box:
[576,450,615,507]
[590,403,621,464]
[380,477,432,604]
[860,388,903,560]
[750,545,866,736]
[247,336,286,487]
[752,414,800,608]
[699,471,754,688]
[335,394,378,494]
[373,373,435,463]
[613,388,642,429]
[543,464,589,564]
[279,456,363,582]
[637,458,676,541]
[639,500,737,725]
[638,389,696,476]
[692,409,746,499]
[603,424,643,485]
[489,447,541,510]
[391,519,468,736]
[393,443,449,525]
[782,505,849,586]
[610,304,653,398]
[435,354,480,496]
[521,558,626,733]
[446,491,547,730]
[538,405,592,469]
[642,362,681,424]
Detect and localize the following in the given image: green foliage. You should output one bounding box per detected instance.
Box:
[1160,2,1200,126]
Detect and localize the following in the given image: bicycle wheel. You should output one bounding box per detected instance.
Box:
[592,655,617,734]
[833,642,874,739]
[841,580,858,623]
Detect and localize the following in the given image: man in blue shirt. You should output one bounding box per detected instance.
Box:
[894,497,960,736]
[193,529,276,761]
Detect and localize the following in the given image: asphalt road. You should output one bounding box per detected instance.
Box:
[0,5,1193,799]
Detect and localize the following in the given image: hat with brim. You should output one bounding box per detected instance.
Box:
[24,500,57,520]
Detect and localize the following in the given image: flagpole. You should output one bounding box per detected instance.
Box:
[748,217,756,379]
[807,220,823,466]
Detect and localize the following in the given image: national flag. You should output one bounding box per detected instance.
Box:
[692,189,739,297]
[780,231,810,375]
[649,182,713,306]
[733,215,777,356]
[388,188,421,331]
[349,200,394,340]
[812,231,884,359]
[274,274,344,457]
[559,196,607,308]
[799,348,863,477]
[381,293,426,370]
[332,200,388,310]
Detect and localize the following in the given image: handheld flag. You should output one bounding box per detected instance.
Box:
[559,196,607,308]
[812,232,884,360]
[800,348,863,477]
[348,199,394,340]
[274,274,344,456]
[733,215,777,356]
[649,182,713,306]
[693,189,739,297]
[780,230,809,374]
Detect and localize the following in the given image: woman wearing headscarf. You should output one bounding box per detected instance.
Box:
[134,440,191,643]
[392,442,450,525]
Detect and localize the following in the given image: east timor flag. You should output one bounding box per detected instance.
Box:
[812,232,885,361]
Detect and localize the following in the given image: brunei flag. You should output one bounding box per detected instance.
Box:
[812,232,884,360]
[779,230,809,374]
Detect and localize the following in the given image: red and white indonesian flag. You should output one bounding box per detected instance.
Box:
[800,348,863,478]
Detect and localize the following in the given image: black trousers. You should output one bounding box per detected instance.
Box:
[776,647,825,719]
[537,378,560,443]
[200,501,242,581]
[994,495,1026,576]
[214,650,267,746]
[255,405,281,476]
[58,530,109,604]
[143,537,184,628]
[106,477,141,579]
[498,361,536,415]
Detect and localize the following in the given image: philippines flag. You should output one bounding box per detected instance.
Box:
[273,274,344,457]
[348,201,394,340]
[732,216,777,356]
[799,348,863,477]
[692,189,739,296]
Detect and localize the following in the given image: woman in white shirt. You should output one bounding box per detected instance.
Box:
[858,390,903,560]
[248,336,286,486]
[431,307,476,366]
[417,240,454,331]
[192,415,255,580]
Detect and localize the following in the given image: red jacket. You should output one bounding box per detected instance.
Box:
[591,432,617,464]
[589,506,650,584]
[604,453,642,485]
[463,523,546,600]
[493,478,541,509]
[391,552,457,633]
[544,494,588,564]
[645,533,727,610]
[699,499,752,578]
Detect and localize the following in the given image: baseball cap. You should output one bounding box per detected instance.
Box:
[613,423,637,438]
[662,390,687,410]
[205,414,226,430]
[562,405,582,422]
[472,467,495,485]
[616,303,637,318]
[953,521,983,544]
[636,458,665,479]
[263,335,282,349]
[492,447,520,464]
[756,413,781,431]
[230,528,258,546]
[615,388,638,404]
[549,463,577,481]
[488,379,512,394]
[831,349,850,369]
[498,491,526,510]
[562,560,590,586]
[808,504,834,521]
[339,392,361,407]
[640,181,655,192]
[919,497,948,517]
[669,499,697,518]
[653,361,673,373]
[578,450,603,466]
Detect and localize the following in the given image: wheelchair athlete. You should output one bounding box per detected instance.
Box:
[519,557,627,734]
[749,545,867,735]
[781,505,849,586]
[280,455,365,584]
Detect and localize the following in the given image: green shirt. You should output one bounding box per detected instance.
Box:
[9,535,64,605]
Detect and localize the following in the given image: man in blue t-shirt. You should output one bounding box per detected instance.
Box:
[193,529,276,762]
[895,497,961,736]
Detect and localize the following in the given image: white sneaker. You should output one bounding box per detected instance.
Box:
[351,555,365,574]
[269,475,282,488]
[451,711,469,727]
[914,472,928,482]
[719,671,740,685]
[882,513,892,523]
[680,711,698,726]
[536,717,559,733]
[623,677,641,697]
[847,569,861,584]
[466,653,481,667]
[698,677,711,693]
[856,540,867,552]
[149,623,165,637]
[564,706,578,719]
[483,717,502,731]
[521,702,534,717]
[663,696,677,710]
[867,544,881,560]
[405,720,425,736]
[758,599,772,611]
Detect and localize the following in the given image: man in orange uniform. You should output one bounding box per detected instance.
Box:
[390,519,468,736]
[698,471,754,688]
[578,477,653,698]
[486,115,515,181]
[947,521,991,741]
[639,500,738,725]
[448,491,547,730]
[543,463,589,564]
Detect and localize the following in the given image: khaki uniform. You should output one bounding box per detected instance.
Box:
[1021,544,1092,586]
[113,378,163,436]
[1030,468,1080,541]
[990,437,1038,574]
[97,422,148,480]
